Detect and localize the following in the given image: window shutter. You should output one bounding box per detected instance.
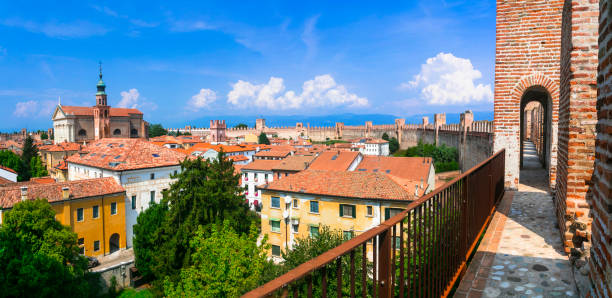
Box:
[339,204,344,217]
[385,208,390,220]
[352,205,356,218]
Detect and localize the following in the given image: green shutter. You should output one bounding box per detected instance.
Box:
[339,204,344,217]
[352,205,356,218]
[385,208,390,220]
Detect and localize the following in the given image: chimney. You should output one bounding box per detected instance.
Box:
[420,178,424,189]
[414,184,419,197]
[62,187,70,199]
[20,186,28,201]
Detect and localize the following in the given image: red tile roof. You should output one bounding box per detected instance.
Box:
[272,155,317,172]
[60,105,143,116]
[39,142,82,152]
[30,177,56,184]
[229,154,249,162]
[308,151,360,171]
[0,177,125,209]
[356,156,432,182]
[241,159,282,172]
[259,170,414,201]
[254,150,292,158]
[66,139,186,171]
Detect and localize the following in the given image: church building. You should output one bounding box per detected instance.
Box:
[52,68,147,143]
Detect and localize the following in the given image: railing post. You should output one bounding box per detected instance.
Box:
[461,174,469,274]
[378,229,392,298]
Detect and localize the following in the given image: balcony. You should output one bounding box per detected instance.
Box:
[244,150,506,297]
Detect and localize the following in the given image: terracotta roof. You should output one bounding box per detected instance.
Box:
[30,177,56,184]
[259,170,413,201]
[39,142,82,152]
[0,165,17,174]
[0,176,13,186]
[254,150,292,158]
[272,155,317,172]
[0,177,125,209]
[55,160,68,170]
[308,151,360,171]
[356,156,432,182]
[241,159,282,172]
[229,154,249,162]
[60,105,143,117]
[66,139,186,171]
[233,164,244,175]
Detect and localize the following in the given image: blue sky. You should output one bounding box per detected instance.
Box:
[0,0,495,131]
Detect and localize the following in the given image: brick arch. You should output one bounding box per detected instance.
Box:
[510,73,559,101]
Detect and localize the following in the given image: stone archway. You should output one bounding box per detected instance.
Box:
[519,87,552,172]
[109,233,120,254]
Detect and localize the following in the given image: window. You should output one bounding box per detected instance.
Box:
[78,238,84,245]
[271,197,280,209]
[343,231,354,240]
[78,129,86,136]
[77,208,84,222]
[94,240,100,251]
[173,170,178,176]
[309,226,319,237]
[131,195,137,210]
[293,199,298,208]
[367,206,373,217]
[92,205,99,219]
[310,201,319,213]
[150,173,155,180]
[150,191,155,203]
[394,236,401,249]
[292,224,299,233]
[271,220,281,233]
[113,129,121,135]
[339,204,356,218]
[385,208,404,220]
[79,246,85,255]
[271,245,281,256]
[111,202,117,215]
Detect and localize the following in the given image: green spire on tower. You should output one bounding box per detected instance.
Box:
[96,61,106,95]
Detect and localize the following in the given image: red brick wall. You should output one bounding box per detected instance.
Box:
[556,0,599,258]
[591,0,612,295]
[494,0,562,189]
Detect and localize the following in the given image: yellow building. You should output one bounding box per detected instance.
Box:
[0,177,126,257]
[38,142,82,182]
[258,170,426,259]
[244,133,259,143]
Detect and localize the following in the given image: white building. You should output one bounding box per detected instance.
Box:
[66,138,186,247]
[350,138,390,156]
[240,159,281,208]
[0,166,18,184]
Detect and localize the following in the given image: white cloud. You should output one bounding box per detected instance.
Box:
[403,52,492,105]
[14,100,56,118]
[118,88,157,110]
[302,15,319,59]
[1,18,109,38]
[169,20,215,32]
[188,88,217,111]
[227,74,369,110]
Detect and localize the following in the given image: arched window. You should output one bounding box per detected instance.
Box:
[104,110,108,117]
[130,128,138,137]
[78,129,86,136]
[113,129,121,136]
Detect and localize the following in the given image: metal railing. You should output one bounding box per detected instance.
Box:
[244,149,505,298]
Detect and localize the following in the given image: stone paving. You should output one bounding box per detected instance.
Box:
[456,142,577,297]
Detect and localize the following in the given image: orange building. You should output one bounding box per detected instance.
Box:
[0,178,126,257]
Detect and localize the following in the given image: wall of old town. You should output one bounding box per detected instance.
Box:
[591,0,612,295]
[555,1,599,288]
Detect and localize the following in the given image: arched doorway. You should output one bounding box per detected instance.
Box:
[519,87,552,186]
[109,233,120,254]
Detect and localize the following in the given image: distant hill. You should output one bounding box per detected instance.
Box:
[165,111,494,129]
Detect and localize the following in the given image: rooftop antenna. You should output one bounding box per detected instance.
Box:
[58,96,61,105]
[98,61,103,79]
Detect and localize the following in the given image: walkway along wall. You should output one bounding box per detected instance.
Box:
[590,0,612,295]
[555,0,599,286]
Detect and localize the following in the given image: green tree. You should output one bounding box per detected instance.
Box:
[149,153,258,282]
[389,137,400,154]
[30,155,48,178]
[0,150,25,181]
[0,199,91,297]
[20,135,38,180]
[163,222,270,297]
[148,124,167,138]
[404,141,458,173]
[234,123,248,129]
[133,202,168,282]
[41,132,48,140]
[258,132,270,145]
[382,132,390,141]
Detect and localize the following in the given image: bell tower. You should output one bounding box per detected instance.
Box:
[93,62,110,140]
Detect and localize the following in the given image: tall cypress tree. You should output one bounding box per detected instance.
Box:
[20,136,38,180]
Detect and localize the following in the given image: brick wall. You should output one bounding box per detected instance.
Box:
[556,0,599,266]
[494,0,562,189]
[591,0,612,295]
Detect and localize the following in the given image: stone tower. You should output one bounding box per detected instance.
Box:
[493,0,563,190]
[93,63,110,140]
[209,120,227,143]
